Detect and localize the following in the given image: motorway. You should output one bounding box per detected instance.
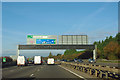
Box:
[1,61,119,80]
[1,63,98,80]
[2,65,79,78]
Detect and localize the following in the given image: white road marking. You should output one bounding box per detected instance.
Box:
[58,65,87,80]
[30,74,34,77]
[38,69,40,71]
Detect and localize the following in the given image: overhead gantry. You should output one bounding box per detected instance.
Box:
[17,44,97,61]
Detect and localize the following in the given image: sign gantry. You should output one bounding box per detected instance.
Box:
[18,35,97,60]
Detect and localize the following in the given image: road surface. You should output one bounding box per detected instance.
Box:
[2,64,85,80]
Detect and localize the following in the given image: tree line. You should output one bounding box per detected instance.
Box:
[46,33,120,60]
[94,33,120,60]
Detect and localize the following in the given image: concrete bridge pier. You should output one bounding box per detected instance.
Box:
[93,45,97,61]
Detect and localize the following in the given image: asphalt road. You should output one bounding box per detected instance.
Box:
[2,64,84,80]
[2,61,117,80]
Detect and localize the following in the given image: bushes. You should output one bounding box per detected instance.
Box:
[94,33,120,60]
[64,49,77,55]
[45,33,120,60]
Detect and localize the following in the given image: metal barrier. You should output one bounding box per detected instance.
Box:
[60,62,120,79]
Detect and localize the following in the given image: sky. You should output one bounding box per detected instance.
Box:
[1,0,120,2]
[2,2,118,57]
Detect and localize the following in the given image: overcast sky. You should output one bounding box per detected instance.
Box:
[2,2,118,57]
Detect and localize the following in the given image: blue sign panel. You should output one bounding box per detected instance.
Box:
[36,39,56,44]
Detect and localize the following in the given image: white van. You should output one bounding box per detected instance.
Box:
[47,58,54,65]
[17,56,27,66]
[34,56,42,65]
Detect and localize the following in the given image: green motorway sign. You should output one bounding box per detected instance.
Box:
[3,58,6,62]
[27,35,33,38]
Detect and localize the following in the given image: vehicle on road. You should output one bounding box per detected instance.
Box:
[88,59,96,63]
[17,56,27,66]
[47,58,54,65]
[60,59,64,62]
[77,59,83,63]
[28,60,34,64]
[60,59,67,62]
[74,59,78,62]
[63,59,67,62]
[34,56,42,65]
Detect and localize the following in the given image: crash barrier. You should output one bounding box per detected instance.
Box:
[72,62,119,69]
[60,62,120,79]
[2,61,17,68]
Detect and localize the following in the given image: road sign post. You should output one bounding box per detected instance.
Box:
[93,45,97,61]
[17,45,20,56]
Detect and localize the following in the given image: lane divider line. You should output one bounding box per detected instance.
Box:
[58,65,87,80]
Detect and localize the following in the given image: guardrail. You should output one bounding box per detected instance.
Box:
[60,62,120,79]
[75,62,119,69]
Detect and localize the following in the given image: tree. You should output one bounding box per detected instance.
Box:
[116,33,120,44]
[57,54,62,56]
[109,36,113,39]
[48,52,53,58]
[60,55,64,59]
[102,40,104,43]
[64,49,77,55]
[115,45,120,59]
[97,49,102,58]
[93,33,120,60]
[93,41,97,45]
[103,41,119,60]
[98,41,101,44]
